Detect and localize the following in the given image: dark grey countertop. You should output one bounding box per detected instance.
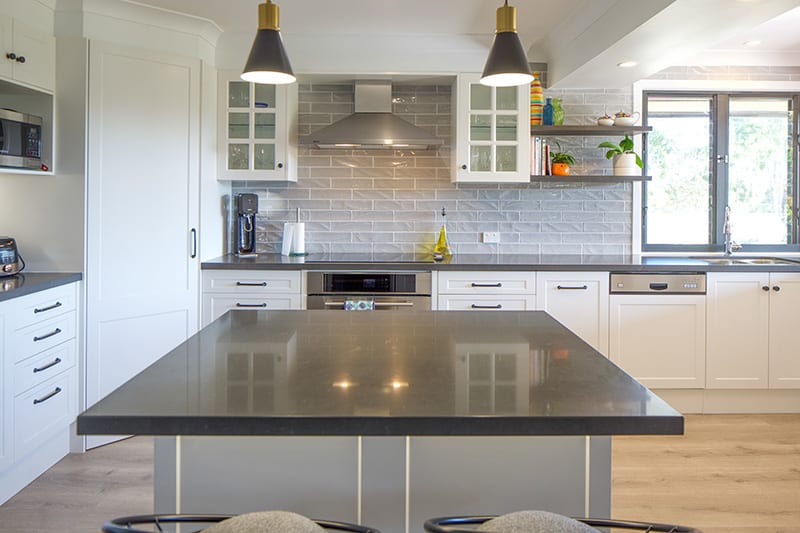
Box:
[77,309,683,437]
[0,272,83,303]
[201,253,800,272]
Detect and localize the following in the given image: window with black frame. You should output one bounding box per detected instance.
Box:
[642,92,799,252]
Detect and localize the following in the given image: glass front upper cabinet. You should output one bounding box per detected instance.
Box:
[453,74,531,183]
[218,73,297,181]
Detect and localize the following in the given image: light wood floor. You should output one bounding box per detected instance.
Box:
[0,414,798,533]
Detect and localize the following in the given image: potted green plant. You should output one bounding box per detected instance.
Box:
[597,134,643,176]
[550,143,576,176]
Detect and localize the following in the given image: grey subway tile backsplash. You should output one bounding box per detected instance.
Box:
[238,82,636,255]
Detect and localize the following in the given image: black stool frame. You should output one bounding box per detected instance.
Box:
[102,514,381,533]
[424,515,702,533]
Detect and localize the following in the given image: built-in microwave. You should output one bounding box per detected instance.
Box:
[0,108,42,171]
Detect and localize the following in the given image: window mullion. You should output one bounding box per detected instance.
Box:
[714,94,730,251]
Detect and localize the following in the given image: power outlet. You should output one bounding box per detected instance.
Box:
[482,232,500,244]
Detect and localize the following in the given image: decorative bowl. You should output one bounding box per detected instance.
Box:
[597,117,614,126]
[613,116,638,126]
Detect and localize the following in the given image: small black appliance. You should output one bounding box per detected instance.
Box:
[235,193,258,256]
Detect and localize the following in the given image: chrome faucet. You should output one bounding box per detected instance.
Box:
[723,205,742,255]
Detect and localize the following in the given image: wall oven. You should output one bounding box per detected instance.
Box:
[307,271,431,310]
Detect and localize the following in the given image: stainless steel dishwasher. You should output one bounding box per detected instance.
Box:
[608,273,707,389]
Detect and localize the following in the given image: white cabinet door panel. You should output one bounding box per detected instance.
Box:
[86,42,200,447]
[768,273,800,388]
[609,295,706,389]
[706,273,769,389]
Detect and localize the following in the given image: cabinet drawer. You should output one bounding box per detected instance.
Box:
[9,284,77,330]
[438,272,536,295]
[9,311,76,363]
[14,340,76,396]
[437,295,536,311]
[203,271,302,294]
[205,295,303,323]
[14,369,76,456]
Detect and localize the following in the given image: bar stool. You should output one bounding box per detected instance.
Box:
[102,511,381,533]
[424,510,701,533]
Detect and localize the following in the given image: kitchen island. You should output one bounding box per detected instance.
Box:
[78,309,682,533]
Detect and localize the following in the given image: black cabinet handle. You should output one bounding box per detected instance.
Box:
[762,286,770,291]
[236,281,267,287]
[773,285,781,292]
[461,164,467,170]
[471,282,503,288]
[33,328,62,342]
[277,162,284,169]
[556,285,588,290]
[235,303,267,308]
[190,228,197,259]
[33,387,62,405]
[649,283,669,291]
[471,304,503,309]
[16,55,25,63]
[33,357,62,373]
[6,52,16,60]
[34,301,63,314]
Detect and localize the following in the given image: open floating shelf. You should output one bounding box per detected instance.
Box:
[530,174,652,182]
[530,125,652,136]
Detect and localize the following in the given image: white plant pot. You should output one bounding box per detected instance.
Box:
[612,153,640,176]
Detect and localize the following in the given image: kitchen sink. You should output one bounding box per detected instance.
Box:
[690,256,800,265]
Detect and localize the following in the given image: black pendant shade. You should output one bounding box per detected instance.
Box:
[241,0,296,85]
[480,1,533,87]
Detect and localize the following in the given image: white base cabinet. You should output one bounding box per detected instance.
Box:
[202,270,304,326]
[609,294,706,389]
[706,272,800,389]
[436,271,536,311]
[0,282,79,506]
[536,272,609,355]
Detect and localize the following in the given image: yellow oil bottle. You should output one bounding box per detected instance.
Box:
[433,207,452,256]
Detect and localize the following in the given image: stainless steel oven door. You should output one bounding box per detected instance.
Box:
[307,294,431,311]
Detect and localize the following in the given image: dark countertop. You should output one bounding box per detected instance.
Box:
[201,253,800,272]
[77,310,683,437]
[0,272,83,303]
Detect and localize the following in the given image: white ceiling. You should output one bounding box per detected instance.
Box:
[131,0,800,87]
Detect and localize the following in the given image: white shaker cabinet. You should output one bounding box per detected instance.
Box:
[452,73,530,183]
[202,270,304,326]
[0,15,55,92]
[706,272,800,389]
[609,294,706,389]
[217,71,298,181]
[536,272,609,355]
[437,271,536,311]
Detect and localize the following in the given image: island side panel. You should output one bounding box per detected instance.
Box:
[361,437,408,533]
[590,436,612,517]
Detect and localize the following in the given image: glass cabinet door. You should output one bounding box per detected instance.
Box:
[225,80,279,172]
[467,83,519,173]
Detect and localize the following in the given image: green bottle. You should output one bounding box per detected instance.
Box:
[434,207,452,256]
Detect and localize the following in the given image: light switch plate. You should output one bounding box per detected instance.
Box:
[482,232,500,243]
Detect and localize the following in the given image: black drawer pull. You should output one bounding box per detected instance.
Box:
[33,357,62,373]
[471,304,503,309]
[649,283,669,291]
[471,282,503,288]
[33,328,62,342]
[33,387,62,405]
[236,281,267,287]
[235,303,267,308]
[556,285,588,290]
[34,301,63,314]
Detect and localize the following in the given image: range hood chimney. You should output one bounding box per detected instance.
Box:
[305,81,443,150]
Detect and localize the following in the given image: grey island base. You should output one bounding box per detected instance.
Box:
[77,310,682,533]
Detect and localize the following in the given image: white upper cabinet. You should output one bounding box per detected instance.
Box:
[0,16,54,92]
[452,73,530,183]
[217,71,298,181]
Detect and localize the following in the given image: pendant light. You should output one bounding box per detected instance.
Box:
[480,0,533,87]
[241,0,296,85]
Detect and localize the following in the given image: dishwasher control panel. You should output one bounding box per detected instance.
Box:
[610,273,706,294]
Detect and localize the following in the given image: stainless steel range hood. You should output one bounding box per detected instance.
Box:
[306,81,443,150]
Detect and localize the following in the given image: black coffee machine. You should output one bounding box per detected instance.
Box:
[235,193,258,256]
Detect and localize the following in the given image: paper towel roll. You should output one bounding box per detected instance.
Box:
[290,222,305,255]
